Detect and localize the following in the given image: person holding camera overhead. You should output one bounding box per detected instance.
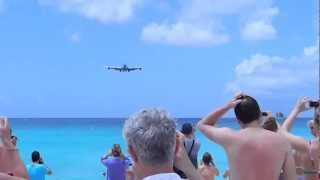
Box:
[101,144,131,180]
[280,97,320,180]
[27,151,53,180]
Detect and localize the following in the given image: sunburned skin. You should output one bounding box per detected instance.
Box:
[198,165,218,180]
[280,98,320,180]
[198,94,296,180]
[226,128,293,180]
[302,139,320,180]
[0,118,29,180]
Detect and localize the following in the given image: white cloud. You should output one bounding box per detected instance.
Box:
[142,0,278,46]
[241,7,278,41]
[304,44,318,57]
[70,32,81,43]
[227,44,319,96]
[39,0,142,23]
[141,22,229,46]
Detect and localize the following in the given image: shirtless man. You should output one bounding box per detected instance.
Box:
[197,94,296,180]
[280,97,320,180]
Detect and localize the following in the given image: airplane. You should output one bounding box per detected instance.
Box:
[106,65,143,72]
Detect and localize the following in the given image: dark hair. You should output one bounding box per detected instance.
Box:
[202,152,214,166]
[234,96,261,124]
[181,123,193,135]
[112,144,121,157]
[32,151,41,162]
[262,117,278,132]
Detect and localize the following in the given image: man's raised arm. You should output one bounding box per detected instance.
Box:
[174,132,204,180]
[280,97,310,153]
[197,95,242,146]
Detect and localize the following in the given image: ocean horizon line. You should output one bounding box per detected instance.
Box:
[8,117,314,119]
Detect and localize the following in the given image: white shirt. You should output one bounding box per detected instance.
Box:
[144,173,182,180]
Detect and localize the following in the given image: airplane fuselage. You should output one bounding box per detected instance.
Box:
[106,65,142,72]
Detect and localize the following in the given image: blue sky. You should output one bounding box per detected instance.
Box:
[0,0,318,117]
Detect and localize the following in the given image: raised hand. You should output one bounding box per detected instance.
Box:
[294,97,310,113]
[0,117,14,149]
[173,132,189,170]
[226,93,244,109]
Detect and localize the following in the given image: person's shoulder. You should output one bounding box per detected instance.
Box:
[198,164,205,170]
[225,128,243,138]
[184,137,193,142]
[30,164,46,172]
[219,127,238,135]
[267,131,291,148]
[35,164,46,170]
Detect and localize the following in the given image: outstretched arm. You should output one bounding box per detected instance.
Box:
[197,95,242,147]
[174,132,204,180]
[280,97,310,153]
[282,97,309,131]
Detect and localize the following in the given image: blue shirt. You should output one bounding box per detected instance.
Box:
[101,156,130,180]
[27,163,49,180]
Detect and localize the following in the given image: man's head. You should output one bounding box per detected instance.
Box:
[11,135,18,146]
[111,144,122,157]
[31,151,41,163]
[123,108,176,167]
[181,123,193,136]
[202,152,214,166]
[234,95,261,125]
[262,117,278,132]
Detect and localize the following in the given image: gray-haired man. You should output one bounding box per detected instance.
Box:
[123,108,203,180]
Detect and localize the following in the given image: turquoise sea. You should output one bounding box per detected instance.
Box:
[10,118,314,180]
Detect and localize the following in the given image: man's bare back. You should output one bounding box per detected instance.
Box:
[226,128,291,180]
[198,94,296,180]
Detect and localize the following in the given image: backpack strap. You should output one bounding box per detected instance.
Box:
[188,139,195,156]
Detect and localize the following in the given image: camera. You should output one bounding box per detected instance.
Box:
[309,101,320,108]
[261,112,268,116]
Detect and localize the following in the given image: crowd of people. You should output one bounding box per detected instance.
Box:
[0,94,319,180]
